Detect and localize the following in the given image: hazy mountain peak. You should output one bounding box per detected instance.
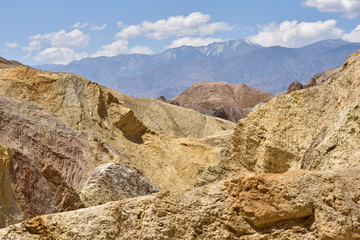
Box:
[198,39,263,57]
[35,38,360,99]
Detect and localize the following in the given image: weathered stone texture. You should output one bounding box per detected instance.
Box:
[80,163,158,207]
[231,50,360,175]
[2,167,360,239]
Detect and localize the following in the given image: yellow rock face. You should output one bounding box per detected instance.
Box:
[231,50,360,174]
[0,66,234,194]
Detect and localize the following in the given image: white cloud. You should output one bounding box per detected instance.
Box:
[91,40,153,57]
[5,42,18,48]
[116,25,142,39]
[116,12,233,40]
[30,29,90,48]
[91,40,129,57]
[90,24,106,31]
[167,37,224,48]
[117,21,127,28]
[22,40,41,51]
[71,22,89,29]
[343,24,360,42]
[304,0,360,18]
[248,20,343,48]
[33,47,88,64]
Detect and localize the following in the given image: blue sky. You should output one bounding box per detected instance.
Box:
[1,0,360,65]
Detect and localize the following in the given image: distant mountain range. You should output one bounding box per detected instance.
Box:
[36,39,360,98]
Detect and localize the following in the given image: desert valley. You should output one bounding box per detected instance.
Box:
[0,43,360,238]
[2,1,360,239]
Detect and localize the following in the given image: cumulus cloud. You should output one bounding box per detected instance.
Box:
[30,29,90,48]
[116,12,233,40]
[304,0,360,18]
[167,37,224,48]
[343,24,360,42]
[33,47,88,64]
[71,22,89,29]
[90,24,106,31]
[116,25,142,39]
[22,40,41,51]
[5,42,18,48]
[91,40,153,57]
[248,20,343,47]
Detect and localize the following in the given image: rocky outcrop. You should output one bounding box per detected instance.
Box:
[286,67,340,94]
[174,81,273,110]
[0,95,107,189]
[173,81,274,122]
[80,163,158,207]
[2,167,360,239]
[231,50,360,176]
[0,143,85,229]
[0,95,115,227]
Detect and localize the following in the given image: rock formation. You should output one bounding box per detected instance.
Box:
[285,67,340,94]
[80,163,158,207]
[1,167,360,239]
[0,58,234,228]
[173,81,274,122]
[230,50,360,175]
[2,49,360,239]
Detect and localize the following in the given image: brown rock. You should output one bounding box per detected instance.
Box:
[173,81,274,122]
[286,67,340,94]
[0,95,100,189]
[286,80,304,93]
[174,81,274,110]
[0,144,85,229]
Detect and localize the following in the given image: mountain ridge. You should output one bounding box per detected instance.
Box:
[36,39,360,98]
